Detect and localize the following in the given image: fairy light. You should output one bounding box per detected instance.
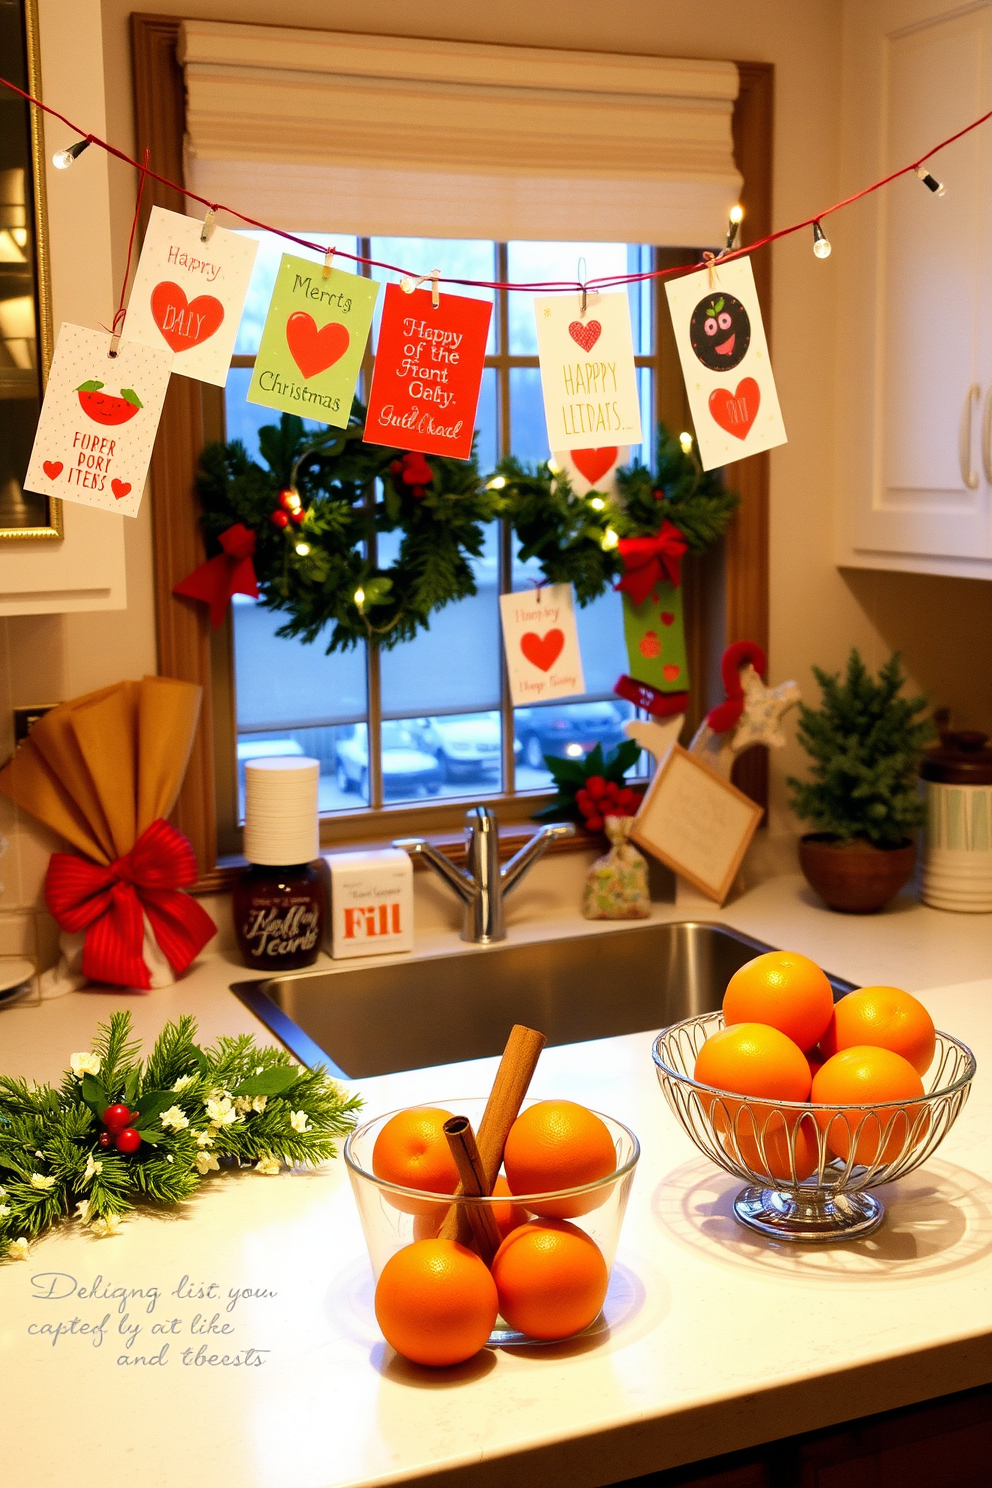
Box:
[589,496,606,510]
[353,587,365,608]
[679,431,694,454]
[916,166,946,196]
[487,475,506,490]
[812,221,832,259]
[546,458,561,474]
[294,542,310,556]
[601,528,619,551]
[52,139,92,170]
[725,202,744,250]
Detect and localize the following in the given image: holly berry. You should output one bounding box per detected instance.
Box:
[290,507,306,524]
[270,509,289,529]
[114,1128,142,1154]
[102,1104,132,1132]
[277,488,300,512]
[98,1131,113,1149]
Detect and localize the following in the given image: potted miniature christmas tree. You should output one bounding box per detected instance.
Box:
[787,650,934,913]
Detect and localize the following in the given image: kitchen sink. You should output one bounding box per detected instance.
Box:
[231,920,857,1080]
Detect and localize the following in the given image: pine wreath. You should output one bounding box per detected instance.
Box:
[195,403,502,652]
[498,424,740,604]
[0,1011,362,1258]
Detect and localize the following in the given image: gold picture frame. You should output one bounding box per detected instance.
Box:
[0,0,62,541]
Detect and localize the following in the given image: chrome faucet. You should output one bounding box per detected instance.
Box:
[394,806,575,944]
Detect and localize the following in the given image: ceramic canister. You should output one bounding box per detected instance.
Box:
[920,731,992,913]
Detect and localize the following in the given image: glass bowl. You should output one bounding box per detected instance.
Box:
[653,1012,976,1242]
[344,1096,639,1345]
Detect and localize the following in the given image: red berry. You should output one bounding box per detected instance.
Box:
[290,507,306,524]
[390,460,403,475]
[98,1131,112,1149]
[586,776,607,800]
[114,1128,142,1154]
[575,789,592,813]
[585,814,604,832]
[277,488,298,511]
[270,509,289,529]
[102,1104,131,1132]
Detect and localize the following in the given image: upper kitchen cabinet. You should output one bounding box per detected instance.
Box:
[836,0,992,579]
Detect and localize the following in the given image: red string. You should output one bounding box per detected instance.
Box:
[3,70,991,296]
[109,148,149,346]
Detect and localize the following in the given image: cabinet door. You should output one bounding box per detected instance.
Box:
[836,0,992,576]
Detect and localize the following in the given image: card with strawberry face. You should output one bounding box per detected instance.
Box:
[534,292,642,454]
[499,583,585,708]
[121,207,258,387]
[247,254,379,428]
[664,256,787,471]
[23,323,172,518]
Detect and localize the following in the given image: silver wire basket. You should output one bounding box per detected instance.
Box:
[653,1011,976,1242]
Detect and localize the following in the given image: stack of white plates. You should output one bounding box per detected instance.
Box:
[244,757,320,866]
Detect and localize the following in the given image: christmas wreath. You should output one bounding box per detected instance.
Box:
[0,1012,361,1259]
[193,404,502,651]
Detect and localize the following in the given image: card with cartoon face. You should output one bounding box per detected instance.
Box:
[534,292,642,453]
[23,323,172,518]
[665,257,787,471]
[121,207,258,387]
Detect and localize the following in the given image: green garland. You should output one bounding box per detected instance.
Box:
[196,404,502,652]
[0,1011,362,1260]
[499,424,740,605]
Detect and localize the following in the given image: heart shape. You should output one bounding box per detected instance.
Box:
[43,461,63,480]
[150,281,225,352]
[286,313,350,380]
[708,377,761,440]
[571,447,618,485]
[660,612,675,626]
[568,320,602,352]
[663,664,681,682]
[521,629,565,673]
[111,479,132,500]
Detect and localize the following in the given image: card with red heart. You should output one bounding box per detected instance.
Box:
[553,445,630,497]
[247,253,379,428]
[533,291,642,454]
[121,207,258,387]
[664,256,786,471]
[23,323,172,518]
[499,582,585,707]
[363,284,492,460]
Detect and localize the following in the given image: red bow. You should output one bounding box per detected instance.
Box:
[615,522,688,607]
[44,819,217,990]
[173,523,259,629]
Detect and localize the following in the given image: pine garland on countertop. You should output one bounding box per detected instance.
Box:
[0,1011,362,1260]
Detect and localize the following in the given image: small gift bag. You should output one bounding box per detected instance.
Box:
[582,815,651,920]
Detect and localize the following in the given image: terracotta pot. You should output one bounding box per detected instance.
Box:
[798,834,916,914]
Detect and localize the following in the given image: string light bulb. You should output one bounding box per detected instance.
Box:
[601,528,619,551]
[353,587,365,608]
[546,458,561,474]
[725,203,744,250]
[486,475,506,490]
[916,166,946,196]
[294,542,310,556]
[589,496,605,510]
[679,431,694,454]
[812,221,832,259]
[52,139,92,170]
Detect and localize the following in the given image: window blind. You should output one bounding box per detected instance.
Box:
[179,21,742,245]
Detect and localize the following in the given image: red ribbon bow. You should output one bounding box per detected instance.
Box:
[615,522,688,607]
[44,819,217,990]
[173,523,259,629]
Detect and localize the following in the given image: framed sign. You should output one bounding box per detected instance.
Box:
[630,744,763,903]
[0,0,61,542]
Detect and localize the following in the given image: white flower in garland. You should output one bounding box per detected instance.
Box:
[0,1204,10,1219]
[255,1156,281,1175]
[194,1129,214,1148]
[82,1154,103,1186]
[70,1052,100,1077]
[290,1110,309,1134]
[252,1095,268,1114]
[205,1095,238,1127]
[30,1173,56,1191]
[74,1198,92,1224]
[91,1213,123,1238]
[195,1150,221,1175]
[0,1184,5,1197]
[160,1105,190,1133]
[233,1096,252,1116]
[171,1074,196,1093]
[8,1237,29,1260]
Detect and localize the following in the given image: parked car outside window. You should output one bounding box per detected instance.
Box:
[514,701,628,771]
[412,711,518,783]
[336,722,443,800]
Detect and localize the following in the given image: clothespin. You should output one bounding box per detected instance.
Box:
[200,208,217,243]
[322,246,335,280]
[400,269,441,308]
[702,250,721,291]
[577,255,588,316]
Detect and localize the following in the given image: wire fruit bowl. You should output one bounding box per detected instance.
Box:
[653,1012,976,1242]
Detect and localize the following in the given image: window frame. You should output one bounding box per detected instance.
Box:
[132,13,772,890]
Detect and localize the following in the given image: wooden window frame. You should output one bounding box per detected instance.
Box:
[131,14,772,890]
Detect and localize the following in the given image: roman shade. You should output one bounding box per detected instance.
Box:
[179,21,742,245]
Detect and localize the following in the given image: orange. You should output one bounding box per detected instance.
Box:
[820,986,936,1076]
[811,1046,926,1166]
[503,1100,616,1219]
[694,1023,812,1104]
[372,1107,460,1216]
[374,1239,498,1367]
[715,1107,820,1184]
[491,1220,608,1341]
[723,951,834,1051]
[491,1173,529,1239]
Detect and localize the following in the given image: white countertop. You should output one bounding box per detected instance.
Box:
[1,875,990,1488]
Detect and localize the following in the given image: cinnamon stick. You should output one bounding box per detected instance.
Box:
[438,1023,546,1243]
[443,1115,504,1263]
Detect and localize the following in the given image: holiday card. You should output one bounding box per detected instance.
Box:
[247,254,379,428]
[534,292,642,453]
[554,445,630,497]
[23,323,172,518]
[364,284,492,460]
[500,583,585,707]
[664,257,786,471]
[121,207,258,387]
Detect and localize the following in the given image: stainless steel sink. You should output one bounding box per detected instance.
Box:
[231,921,856,1080]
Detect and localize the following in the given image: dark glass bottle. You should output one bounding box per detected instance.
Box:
[233,864,325,971]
